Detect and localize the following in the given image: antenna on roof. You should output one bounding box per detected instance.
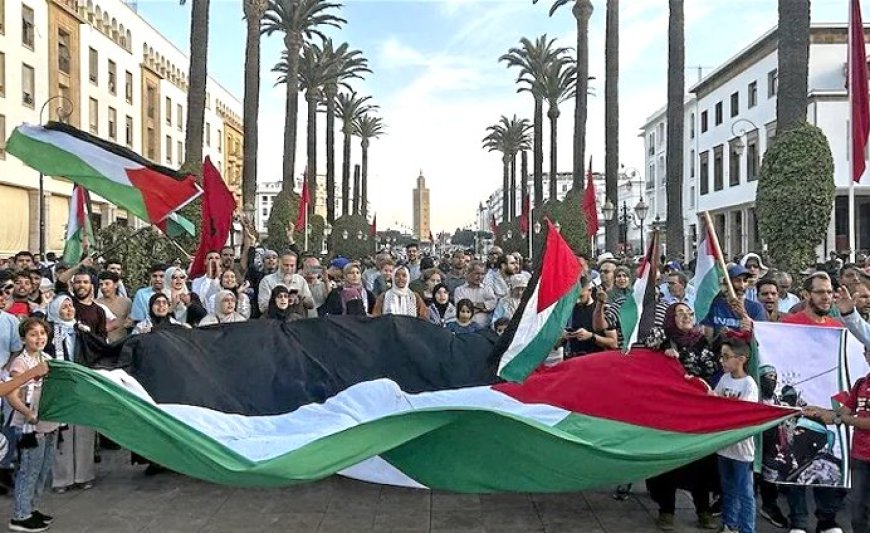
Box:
[688,65,716,83]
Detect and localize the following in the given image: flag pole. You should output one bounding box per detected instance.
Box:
[850,177,856,263]
[528,206,533,261]
[304,205,309,252]
[703,211,745,318]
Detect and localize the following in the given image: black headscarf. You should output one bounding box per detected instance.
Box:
[148,292,173,329]
[430,283,451,318]
[265,286,291,321]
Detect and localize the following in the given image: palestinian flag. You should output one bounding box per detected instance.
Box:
[6,122,201,223]
[495,220,581,382]
[40,318,796,491]
[156,212,196,238]
[619,230,660,350]
[692,219,727,321]
[62,185,95,264]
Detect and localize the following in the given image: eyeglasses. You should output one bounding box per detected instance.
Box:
[1,284,13,292]
[172,275,186,280]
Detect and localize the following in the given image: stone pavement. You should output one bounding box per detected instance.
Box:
[1,451,855,532]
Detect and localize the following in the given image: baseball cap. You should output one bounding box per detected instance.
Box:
[727,264,751,279]
[328,257,351,270]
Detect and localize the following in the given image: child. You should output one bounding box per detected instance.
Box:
[7,318,58,533]
[492,317,510,336]
[446,299,482,335]
[714,338,758,533]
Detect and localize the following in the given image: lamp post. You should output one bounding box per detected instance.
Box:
[323,223,331,256]
[38,95,74,258]
[601,200,630,254]
[730,117,759,157]
[635,197,649,251]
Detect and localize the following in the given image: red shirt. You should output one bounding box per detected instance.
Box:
[6,301,29,319]
[781,312,841,328]
[844,376,870,461]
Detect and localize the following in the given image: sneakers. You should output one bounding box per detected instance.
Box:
[697,512,719,530]
[655,512,675,531]
[8,515,48,532]
[789,529,808,533]
[760,504,788,528]
[817,527,843,533]
[30,512,52,525]
[720,527,739,533]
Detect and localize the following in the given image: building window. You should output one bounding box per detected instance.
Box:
[89,98,98,134]
[217,130,222,152]
[690,149,695,178]
[165,97,172,126]
[165,135,172,164]
[647,163,655,189]
[658,156,666,186]
[206,92,210,109]
[125,71,133,103]
[108,107,117,140]
[146,85,156,119]
[22,5,34,49]
[0,52,5,98]
[177,140,182,164]
[689,186,695,209]
[765,120,777,154]
[205,122,211,146]
[729,140,740,186]
[146,127,156,160]
[730,92,739,118]
[700,152,709,195]
[176,104,183,131]
[0,0,5,35]
[108,60,116,94]
[715,102,723,126]
[748,81,758,108]
[58,30,71,74]
[689,112,695,139]
[768,69,778,98]
[657,123,665,144]
[701,111,708,133]
[88,48,98,84]
[746,129,759,182]
[125,115,133,146]
[648,132,655,156]
[21,63,34,107]
[0,115,5,159]
[713,145,724,191]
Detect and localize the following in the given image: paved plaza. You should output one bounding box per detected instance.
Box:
[4,451,854,533]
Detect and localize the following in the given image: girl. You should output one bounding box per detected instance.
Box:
[263,286,306,322]
[199,290,248,325]
[427,283,456,327]
[132,293,185,335]
[162,266,191,324]
[45,295,96,493]
[415,268,444,305]
[446,299,482,335]
[7,318,58,533]
[205,270,251,319]
[373,266,427,318]
[324,263,375,316]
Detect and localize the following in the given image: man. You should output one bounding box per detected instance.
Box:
[372,258,396,297]
[739,253,768,302]
[26,270,42,303]
[363,254,389,292]
[781,272,848,533]
[774,271,800,313]
[301,256,329,318]
[97,271,132,342]
[246,249,278,319]
[562,277,618,357]
[192,251,223,304]
[104,259,129,299]
[854,282,870,322]
[220,246,242,279]
[258,250,313,314]
[70,271,108,340]
[661,271,695,310]
[700,264,766,338]
[485,254,519,300]
[840,263,866,294]
[444,251,468,296]
[131,264,166,325]
[756,277,785,322]
[7,272,34,318]
[12,251,35,272]
[454,261,497,328]
[597,258,617,293]
[405,243,422,280]
[485,246,503,280]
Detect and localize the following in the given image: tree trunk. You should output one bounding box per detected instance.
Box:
[502,155,510,223]
[183,0,210,176]
[604,0,620,252]
[549,105,559,201]
[352,164,361,215]
[341,128,351,216]
[509,153,517,220]
[325,86,337,223]
[573,0,593,191]
[281,34,302,191]
[776,0,810,134]
[241,0,265,219]
[666,0,685,257]
[361,138,369,217]
[306,92,318,217]
[521,150,529,207]
[533,95,544,208]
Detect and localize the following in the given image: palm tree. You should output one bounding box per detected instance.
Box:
[539,56,576,201]
[482,122,511,222]
[483,116,531,221]
[322,41,370,223]
[336,91,376,216]
[500,35,569,209]
[776,0,810,133]
[352,114,385,218]
[533,0,593,190]
[666,0,685,256]
[181,0,210,174]
[506,116,532,219]
[604,0,620,251]
[262,0,345,191]
[241,0,268,218]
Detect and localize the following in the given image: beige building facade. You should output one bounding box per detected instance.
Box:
[412,171,430,242]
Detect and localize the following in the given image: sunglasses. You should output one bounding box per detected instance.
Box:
[1,284,13,292]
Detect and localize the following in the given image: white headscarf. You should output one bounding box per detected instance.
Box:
[383,266,417,316]
[47,294,76,361]
[163,266,189,298]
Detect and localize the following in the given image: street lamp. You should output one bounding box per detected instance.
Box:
[635,197,649,251]
[730,117,759,157]
[342,229,349,240]
[602,199,632,255]
[38,95,74,258]
[323,223,332,256]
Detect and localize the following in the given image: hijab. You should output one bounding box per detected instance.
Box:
[340,264,367,315]
[214,289,238,321]
[430,283,451,317]
[266,286,291,321]
[663,303,704,348]
[148,292,173,328]
[383,266,416,316]
[163,266,189,297]
[48,294,76,361]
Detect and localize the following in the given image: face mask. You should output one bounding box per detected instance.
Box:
[760,375,777,399]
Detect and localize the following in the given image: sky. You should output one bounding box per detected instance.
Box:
[135,0,852,235]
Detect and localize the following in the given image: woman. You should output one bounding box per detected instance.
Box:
[263,286,307,322]
[492,273,529,324]
[206,270,251,319]
[200,290,248,325]
[132,293,185,335]
[607,266,633,301]
[324,262,376,316]
[45,295,96,493]
[162,266,191,324]
[373,265,428,318]
[413,268,444,305]
[645,302,720,531]
[427,283,456,327]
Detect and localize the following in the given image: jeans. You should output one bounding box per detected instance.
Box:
[718,455,755,533]
[785,484,847,529]
[853,458,870,533]
[12,431,56,521]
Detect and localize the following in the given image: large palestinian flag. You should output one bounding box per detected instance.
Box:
[40,317,796,491]
[6,122,201,223]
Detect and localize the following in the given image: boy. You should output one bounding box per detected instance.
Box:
[714,338,759,533]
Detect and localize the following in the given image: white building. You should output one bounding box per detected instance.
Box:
[0,0,243,255]
[255,177,346,233]
[641,23,870,260]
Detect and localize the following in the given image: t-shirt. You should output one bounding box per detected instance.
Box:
[844,376,870,461]
[0,311,22,368]
[7,300,30,319]
[566,301,599,356]
[700,294,766,331]
[9,352,59,433]
[73,299,108,340]
[781,312,841,328]
[714,373,759,462]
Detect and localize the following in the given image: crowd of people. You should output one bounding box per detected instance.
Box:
[0,236,868,533]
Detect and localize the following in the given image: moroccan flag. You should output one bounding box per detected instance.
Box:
[582,157,599,237]
[370,214,377,237]
[850,0,870,182]
[39,318,795,490]
[6,122,200,223]
[619,229,660,350]
[155,212,196,239]
[692,219,727,322]
[295,178,309,230]
[519,194,530,234]
[188,158,236,278]
[495,220,582,382]
[62,185,95,264]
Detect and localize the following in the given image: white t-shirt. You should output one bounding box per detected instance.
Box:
[714,373,759,462]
